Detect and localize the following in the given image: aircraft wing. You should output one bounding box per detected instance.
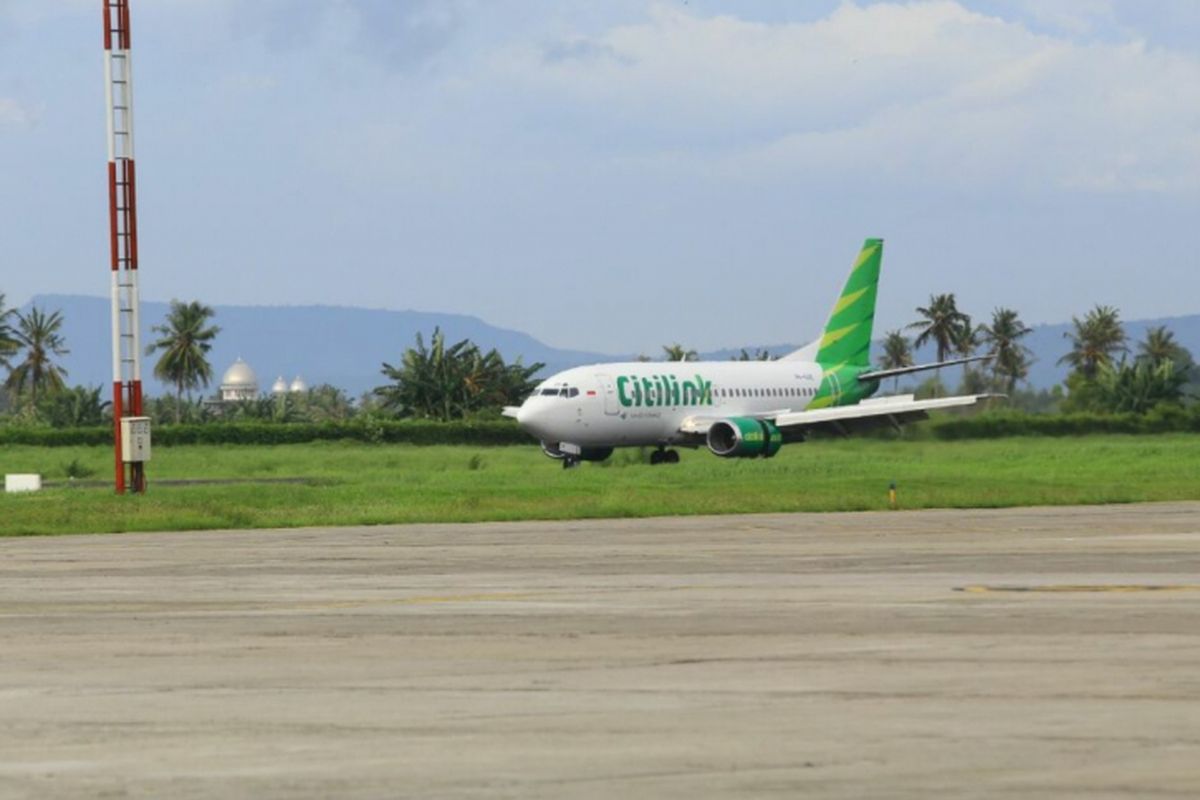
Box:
[678,394,993,439]
[771,393,994,436]
[502,406,520,419]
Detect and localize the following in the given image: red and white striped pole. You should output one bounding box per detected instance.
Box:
[104,0,145,494]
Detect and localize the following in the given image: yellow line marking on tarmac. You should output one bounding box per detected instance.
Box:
[956,585,1200,594]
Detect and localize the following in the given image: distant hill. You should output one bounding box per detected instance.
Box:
[17,295,1200,397]
[23,295,611,398]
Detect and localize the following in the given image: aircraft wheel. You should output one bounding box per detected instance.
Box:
[649,450,664,466]
[664,450,681,464]
[562,457,580,470]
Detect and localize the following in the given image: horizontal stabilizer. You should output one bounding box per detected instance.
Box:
[858,355,991,383]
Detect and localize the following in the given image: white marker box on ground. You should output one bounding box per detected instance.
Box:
[5,474,42,493]
[120,417,152,463]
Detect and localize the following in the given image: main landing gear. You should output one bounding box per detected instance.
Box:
[650,447,680,466]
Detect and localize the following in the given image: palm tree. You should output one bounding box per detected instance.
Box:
[878,330,913,392]
[732,348,772,361]
[978,307,1033,393]
[1095,358,1188,414]
[146,300,221,423]
[41,385,110,428]
[5,306,70,406]
[376,328,542,421]
[662,343,698,362]
[1058,305,1126,380]
[1137,326,1187,367]
[955,317,977,356]
[908,294,971,396]
[908,294,972,363]
[0,293,21,372]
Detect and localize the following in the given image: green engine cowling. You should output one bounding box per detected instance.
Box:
[706,418,783,458]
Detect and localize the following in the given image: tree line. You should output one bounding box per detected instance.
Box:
[877,296,1195,413]
[1,289,1195,429]
[0,295,542,427]
[649,295,1195,414]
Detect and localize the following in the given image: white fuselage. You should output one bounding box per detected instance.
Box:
[515,360,828,448]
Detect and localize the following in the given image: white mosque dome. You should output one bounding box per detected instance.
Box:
[219,358,259,402]
[221,358,258,389]
[271,376,288,395]
[289,376,308,394]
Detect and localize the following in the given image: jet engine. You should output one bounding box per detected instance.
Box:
[540,441,615,462]
[706,418,783,458]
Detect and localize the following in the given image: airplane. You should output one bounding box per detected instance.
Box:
[504,239,991,467]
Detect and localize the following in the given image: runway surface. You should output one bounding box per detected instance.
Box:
[2,503,1199,798]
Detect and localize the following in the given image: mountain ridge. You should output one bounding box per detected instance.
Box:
[17,294,1200,397]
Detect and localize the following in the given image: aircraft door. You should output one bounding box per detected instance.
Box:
[597,374,620,416]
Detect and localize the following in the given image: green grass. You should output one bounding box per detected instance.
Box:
[1,435,1198,536]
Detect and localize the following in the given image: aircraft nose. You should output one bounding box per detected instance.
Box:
[516,401,539,430]
[517,400,552,437]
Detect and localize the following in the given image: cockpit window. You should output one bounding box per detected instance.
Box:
[566,388,580,398]
[541,388,560,396]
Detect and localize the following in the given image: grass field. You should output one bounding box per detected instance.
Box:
[1,435,1198,536]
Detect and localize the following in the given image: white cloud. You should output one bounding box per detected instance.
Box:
[1006,0,1116,36]
[487,1,1200,193]
[0,96,36,127]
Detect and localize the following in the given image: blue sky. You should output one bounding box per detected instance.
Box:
[2,1,1198,353]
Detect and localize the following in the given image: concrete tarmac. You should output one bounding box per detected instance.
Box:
[2,503,1200,798]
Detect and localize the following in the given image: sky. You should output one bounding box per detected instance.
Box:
[1,0,1199,354]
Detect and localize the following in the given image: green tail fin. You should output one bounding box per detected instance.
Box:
[815,238,883,368]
